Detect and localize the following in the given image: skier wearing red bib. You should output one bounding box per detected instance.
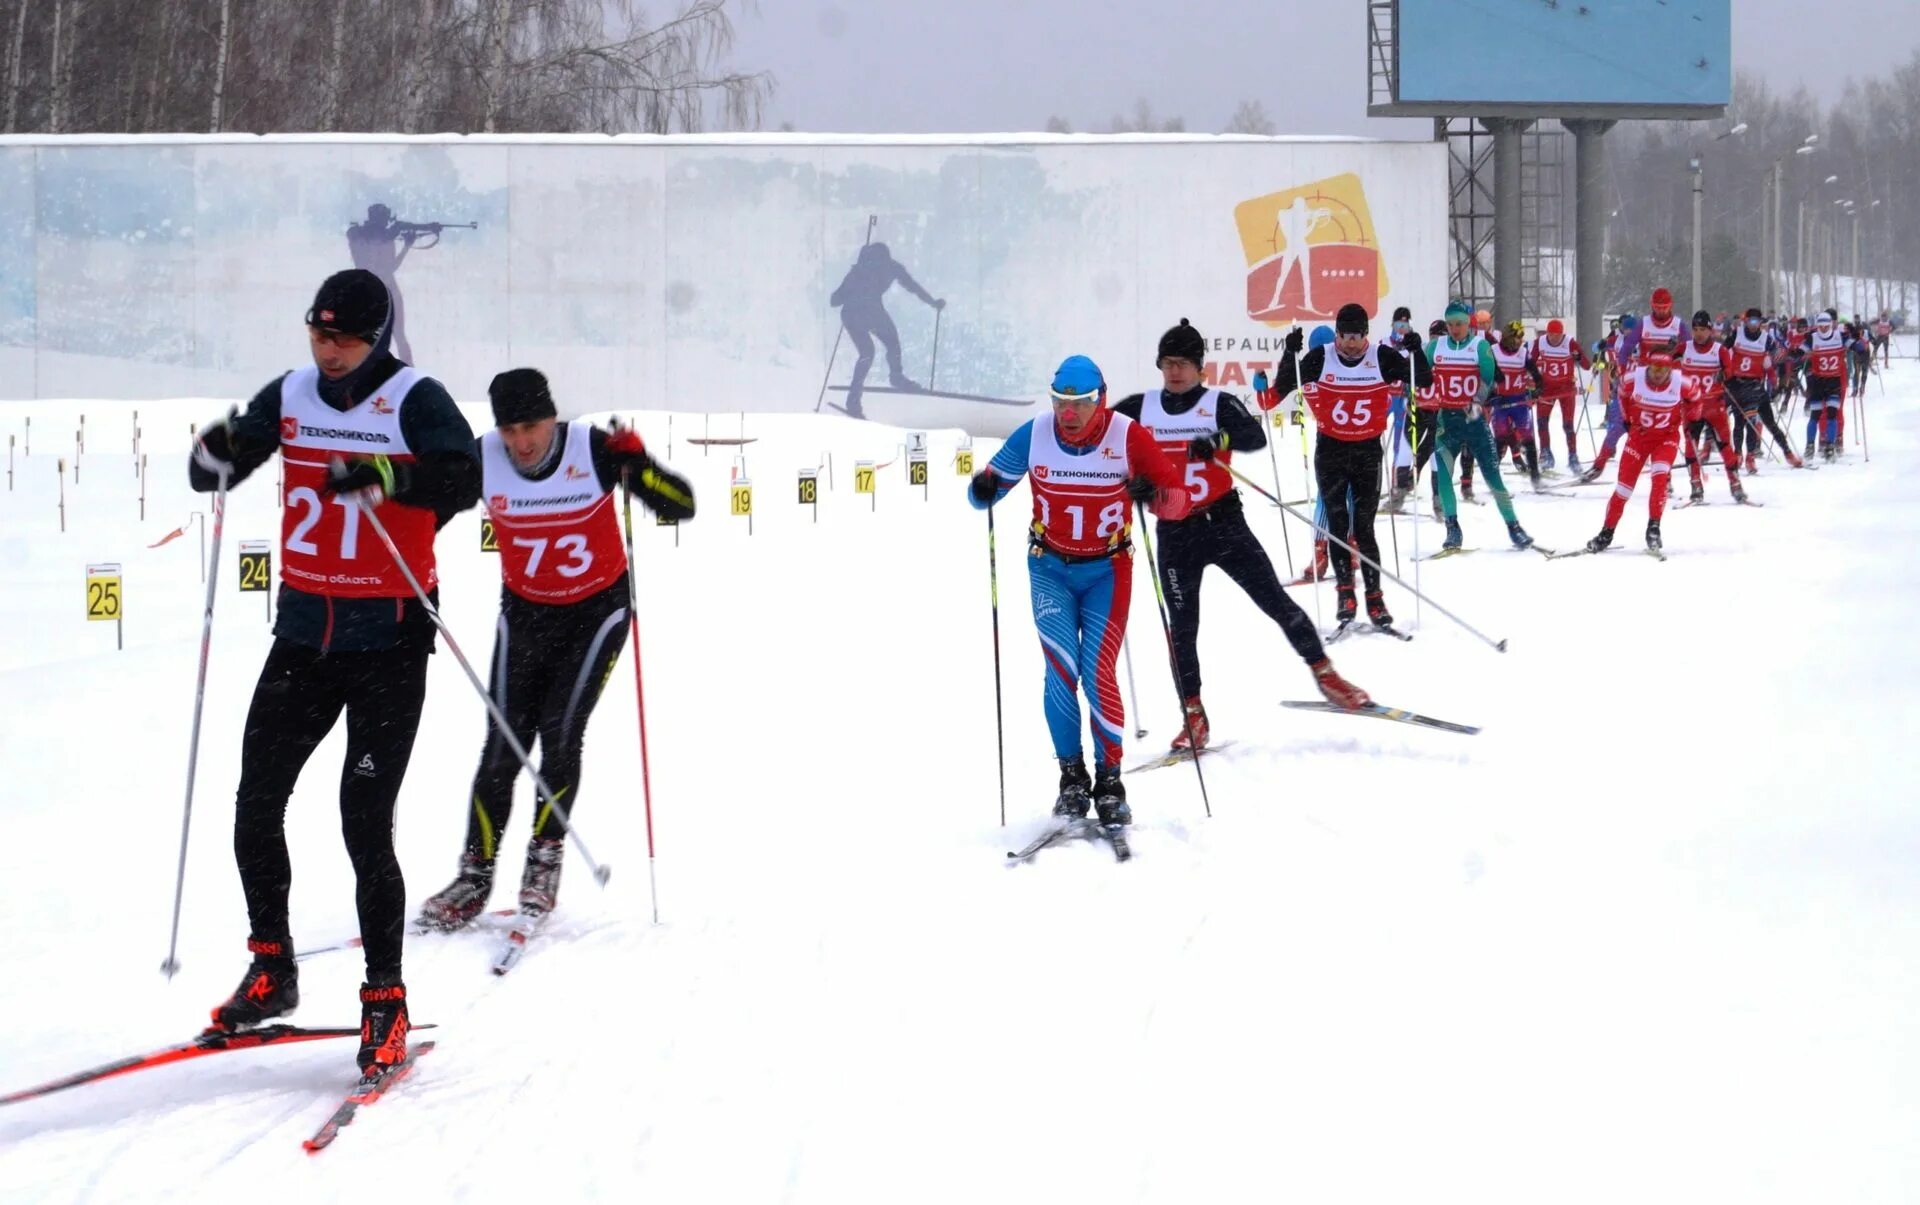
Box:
[1266,303,1431,628]
[968,356,1189,826]
[1638,287,1686,362]
[1114,319,1370,752]
[1676,310,1747,504]
[416,370,694,932]
[1582,353,1692,554]
[187,270,481,1074]
[1531,318,1590,472]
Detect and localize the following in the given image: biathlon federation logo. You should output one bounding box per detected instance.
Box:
[1235,173,1388,325]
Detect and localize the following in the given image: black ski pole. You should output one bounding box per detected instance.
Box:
[1135,503,1212,818]
[986,507,1007,828]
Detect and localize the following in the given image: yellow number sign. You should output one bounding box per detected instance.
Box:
[956,450,974,475]
[237,542,273,592]
[480,518,499,551]
[797,473,818,504]
[730,481,754,516]
[85,564,122,621]
[854,462,876,494]
[908,458,928,486]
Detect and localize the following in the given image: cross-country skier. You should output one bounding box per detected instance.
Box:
[1113,319,1370,753]
[1419,301,1536,553]
[1266,302,1433,627]
[1723,307,1805,471]
[1803,310,1849,460]
[415,370,695,933]
[1486,320,1543,488]
[1638,287,1686,361]
[966,355,1191,827]
[1531,318,1590,472]
[1582,351,1691,555]
[187,269,481,1074]
[1580,312,1641,483]
[1676,310,1747,504]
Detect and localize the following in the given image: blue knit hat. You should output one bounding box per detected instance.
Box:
[1049,354,1106,403]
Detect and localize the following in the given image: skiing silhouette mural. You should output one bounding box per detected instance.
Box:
[817,217,1026,421]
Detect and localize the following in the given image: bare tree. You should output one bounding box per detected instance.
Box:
[1044,114,1071,134]
[1224,99,1274,136]
[1109,97,1182,134]
[5,0,29,132]
[209,0,230,132]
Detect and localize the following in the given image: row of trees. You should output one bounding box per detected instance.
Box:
[1604,54,1920,317]
[0,0,769,135]
[1043,98,1279,136]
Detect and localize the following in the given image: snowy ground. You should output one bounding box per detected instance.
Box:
[2,348,1918,1203]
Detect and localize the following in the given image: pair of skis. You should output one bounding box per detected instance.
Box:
[1325,619,1413,644]
[0,1024,437,1154]
[1005,816,1131,863]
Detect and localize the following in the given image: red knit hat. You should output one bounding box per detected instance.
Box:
[1651,287,1673,309]
[1546,319,1565,336]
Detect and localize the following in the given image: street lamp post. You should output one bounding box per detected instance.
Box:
[1690,156,1704,316]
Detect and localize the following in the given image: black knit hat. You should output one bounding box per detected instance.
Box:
[306,269,391,342]
[1391,305,1412,323]
[489,368,558,427]
[1692,309,1714,327]
[1335,302,1370,335]
[1157,318,1205,367]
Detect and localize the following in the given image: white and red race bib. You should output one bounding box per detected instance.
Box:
[482,422,627,603]
[277,366,436,598]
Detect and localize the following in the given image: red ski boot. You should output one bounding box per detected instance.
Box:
[1310,659,1371,711]
[1170,696,1209,752]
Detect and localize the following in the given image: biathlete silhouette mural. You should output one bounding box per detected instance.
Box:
[345,203,478,363]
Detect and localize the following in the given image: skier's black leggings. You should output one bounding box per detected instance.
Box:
[233,638,431,979]
[1727,381,1794,457]
[465,579,629,863]
[1155,493,1324,697]
[1315,437,1385,593]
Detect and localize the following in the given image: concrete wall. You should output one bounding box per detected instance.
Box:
[0,134,1447,435]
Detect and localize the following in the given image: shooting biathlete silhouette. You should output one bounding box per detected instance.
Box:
[1265,196,1333,318]
[346,203,478,363]
[818,217,1026,419]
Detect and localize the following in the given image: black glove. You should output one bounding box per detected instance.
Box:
[191,408,243,478]
[633,460,696,521]
[1125,476,1159,505]
[1399,329,1423,354]
[1187,433,1226,461]
[325,454,407,503]
[969,469,999,504]
[1284,327,1305,356]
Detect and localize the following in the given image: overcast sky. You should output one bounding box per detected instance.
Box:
[730,0,1920,137]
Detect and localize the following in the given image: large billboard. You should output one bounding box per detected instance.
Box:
[1387,0,1730,118]
[0,134,1448,436]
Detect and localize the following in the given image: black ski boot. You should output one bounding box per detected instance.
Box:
[207,938,299,1032]
[357,979,410,1075]
[1092,765,1131,828]
[1365,590,1393,629]
[1507,520,1534,550]
[1053,758,1092,819]
[1585,526,1614,554]
[1335,580,1358,624]
[518,837,565,916]
[1646,520,1663,553]
[1688,480,1705,504]
[1731,476,1748,504]
[1442,516,1464,549]
[415,853,494,932]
